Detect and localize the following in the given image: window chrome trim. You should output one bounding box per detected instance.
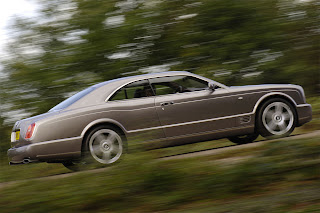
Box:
[105,74,223,102]
[107,79,154,102]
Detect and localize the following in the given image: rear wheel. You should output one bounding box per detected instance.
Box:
[257,98,296,139]
[228,133,259,144]
[62,125,125,171]
[87,128,124,165]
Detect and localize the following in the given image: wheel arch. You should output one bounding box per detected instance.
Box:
[80,119,128,150]
[253,93,298,126]
[253,92,297,114]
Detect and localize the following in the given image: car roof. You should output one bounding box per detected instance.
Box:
[95,71,192,88]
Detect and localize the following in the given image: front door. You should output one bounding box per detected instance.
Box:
[150,75,234,139]
[107,79,165,142]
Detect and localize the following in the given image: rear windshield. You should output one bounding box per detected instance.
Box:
[49,86,95,112]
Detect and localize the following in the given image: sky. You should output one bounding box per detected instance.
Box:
[0,0,38,55]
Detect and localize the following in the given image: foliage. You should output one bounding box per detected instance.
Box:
[0,0,319,153]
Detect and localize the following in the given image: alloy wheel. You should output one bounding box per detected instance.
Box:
[262,102,294,135]
[89,129,123,164]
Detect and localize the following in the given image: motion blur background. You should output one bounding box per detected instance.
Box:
[0,0,319,212]
[0,0,319,150]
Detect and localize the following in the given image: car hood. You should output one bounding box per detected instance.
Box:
[228,84,302,92]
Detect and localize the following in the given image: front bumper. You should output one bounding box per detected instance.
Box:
[296,104,312,126]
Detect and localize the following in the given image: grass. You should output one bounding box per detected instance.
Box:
[0,134,319,213]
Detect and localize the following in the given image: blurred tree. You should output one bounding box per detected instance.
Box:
[0,0,318,155]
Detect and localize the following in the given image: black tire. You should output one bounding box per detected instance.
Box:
[257,98,297,139]
[228,133,259,144]
[62,125,126,171]
[62,161,84,172]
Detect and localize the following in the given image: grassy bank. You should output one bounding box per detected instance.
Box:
[0,134,319,212]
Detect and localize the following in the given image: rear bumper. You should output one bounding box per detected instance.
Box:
[296,104,312,126]
[8,137,82,165]
[7,146,38,164]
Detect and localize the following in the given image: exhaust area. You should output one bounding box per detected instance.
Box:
[23,159,31,164]
[9,158,37,165]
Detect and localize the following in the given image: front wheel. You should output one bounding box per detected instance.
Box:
[257,98,296,139]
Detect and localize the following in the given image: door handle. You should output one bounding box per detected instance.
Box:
[160,102,174,107]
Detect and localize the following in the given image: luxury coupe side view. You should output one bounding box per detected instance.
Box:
[8,71,312,170]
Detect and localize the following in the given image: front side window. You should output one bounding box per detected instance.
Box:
[149,75,208,96]
[109,80,154,101]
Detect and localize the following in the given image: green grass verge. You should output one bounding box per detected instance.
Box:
[0,135,319,213]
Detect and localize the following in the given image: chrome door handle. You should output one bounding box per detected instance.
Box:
[160,102,174,106]
[238,97,243,100]
[160,102,169,106]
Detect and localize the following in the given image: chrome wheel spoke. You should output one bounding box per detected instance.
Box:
[102,151,111,160]
[107,132,116,143]
[111,145,119,155]
[275,103,283,114]
[283,112,290,120]
[92,144,102,155]
[266,110,274,119]
[267,120,277,130]
[278,122,287,131]
[95,134,107,143]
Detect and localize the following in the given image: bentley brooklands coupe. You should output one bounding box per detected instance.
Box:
[8,71,312,170]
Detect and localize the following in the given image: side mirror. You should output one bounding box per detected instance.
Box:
[208,82,215,91]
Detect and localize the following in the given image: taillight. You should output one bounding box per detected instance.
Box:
[25,123,36,139]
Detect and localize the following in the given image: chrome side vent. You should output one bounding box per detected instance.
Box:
[240,115,251,124]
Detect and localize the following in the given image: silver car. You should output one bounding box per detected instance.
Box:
[8,71,312,170]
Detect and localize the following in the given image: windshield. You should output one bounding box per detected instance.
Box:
[49,86,95,112]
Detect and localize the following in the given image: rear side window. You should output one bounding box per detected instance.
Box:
[149,75,208,96]
[109,80,154,101]
[49,86,95,112]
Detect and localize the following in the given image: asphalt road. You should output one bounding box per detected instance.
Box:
[1,130,319,189]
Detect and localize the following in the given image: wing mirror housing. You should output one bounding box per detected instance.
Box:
[208,82,216,91]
